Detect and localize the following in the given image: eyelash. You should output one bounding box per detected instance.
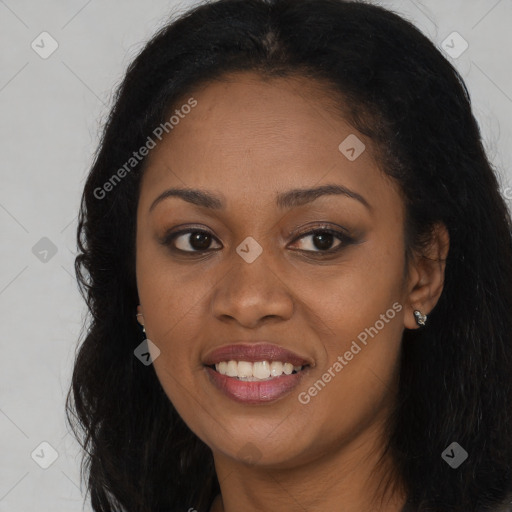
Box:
[160,224,355,256]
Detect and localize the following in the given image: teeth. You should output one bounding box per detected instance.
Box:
[214,360,304,380]
[252,361,270,379]
[270,361,284,377]
[237,361,252,378]
[225,360,238,377]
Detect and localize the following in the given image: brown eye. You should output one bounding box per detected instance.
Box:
[290,228,353,254]
[164,229,221,252]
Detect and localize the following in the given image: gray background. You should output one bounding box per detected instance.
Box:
[1,1,511,510]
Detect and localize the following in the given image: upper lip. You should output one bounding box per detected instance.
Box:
[203,342,313,367]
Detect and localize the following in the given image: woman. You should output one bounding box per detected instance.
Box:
[66,0,512,511]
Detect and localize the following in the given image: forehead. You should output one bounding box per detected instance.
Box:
[138,71,400,217]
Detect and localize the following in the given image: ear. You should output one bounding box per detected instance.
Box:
[136,305,145,327]
[404,222,450,330]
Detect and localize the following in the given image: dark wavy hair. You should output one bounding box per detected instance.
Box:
[66,0,512,511]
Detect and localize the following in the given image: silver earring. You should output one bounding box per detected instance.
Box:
[413,310,427,326]
[136,313,146,334]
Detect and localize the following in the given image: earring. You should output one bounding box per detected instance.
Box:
[136,312,146,334]
[413,310,427,327]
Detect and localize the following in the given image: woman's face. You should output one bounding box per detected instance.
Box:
[135,71,416,468]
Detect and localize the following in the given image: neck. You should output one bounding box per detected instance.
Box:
[209,420,406,512]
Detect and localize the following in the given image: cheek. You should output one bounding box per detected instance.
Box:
[136,235,212,333]
[293,234,405,425]
[300,314,403,451]
[137,254,210,425]
[299,232,405,340]
[135,241,205,397]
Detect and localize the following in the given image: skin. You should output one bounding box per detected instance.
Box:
[135,71,449,512]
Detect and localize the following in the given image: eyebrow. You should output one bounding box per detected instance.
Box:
[149,183,372,213]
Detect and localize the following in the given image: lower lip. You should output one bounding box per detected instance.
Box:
[204,366,309,404]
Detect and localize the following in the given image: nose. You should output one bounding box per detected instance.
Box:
[210,250,294,328]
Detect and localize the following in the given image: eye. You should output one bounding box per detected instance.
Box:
[162,229,222,253]
[161,224,354,255]
[289,227,353,253]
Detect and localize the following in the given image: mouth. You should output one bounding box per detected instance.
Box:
[202,343,313,404]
